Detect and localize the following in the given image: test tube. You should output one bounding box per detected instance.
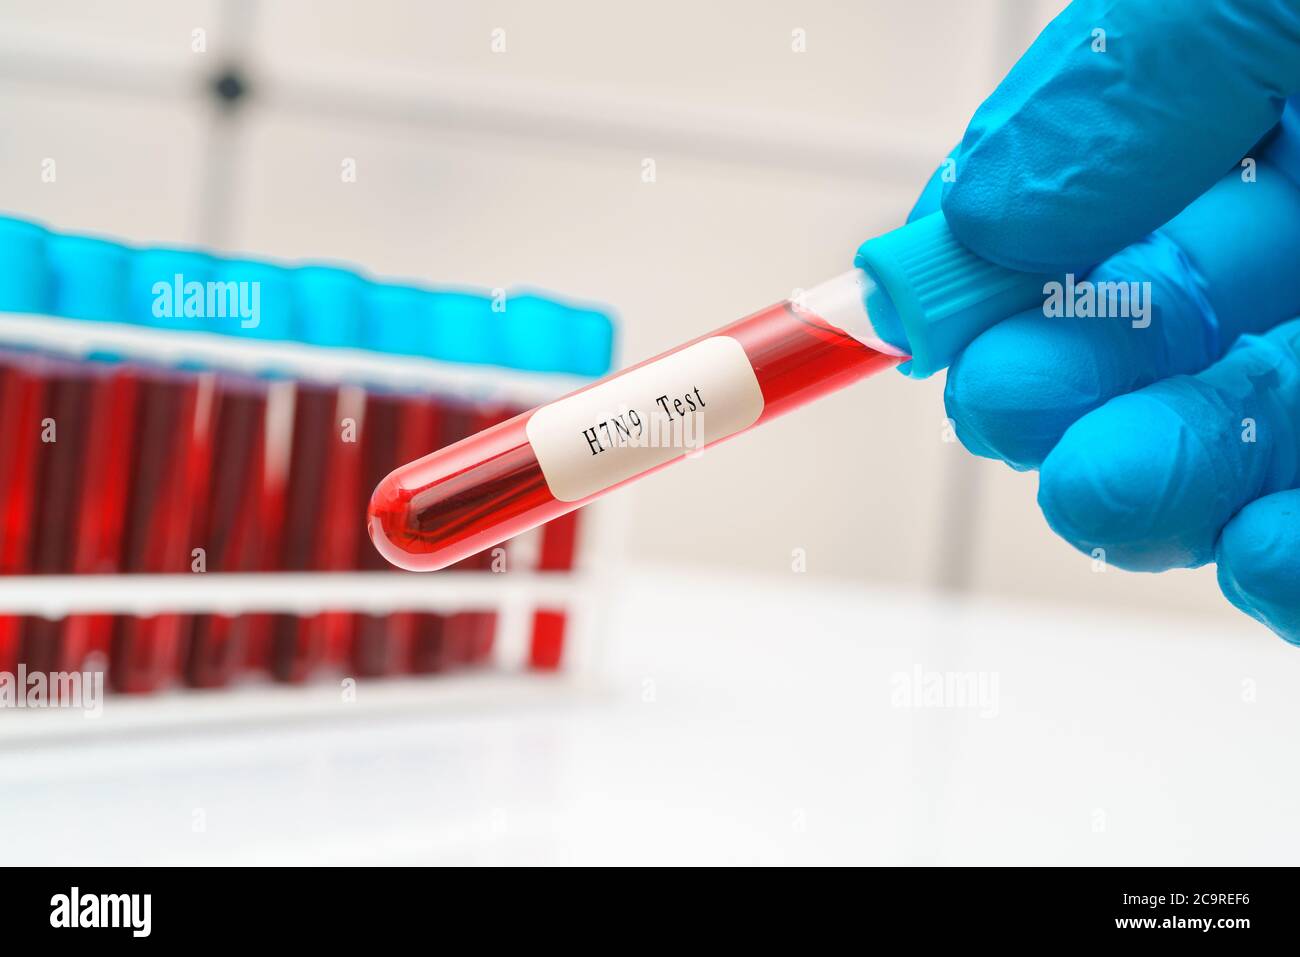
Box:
[64,362,139,675]
[184,374,270,688]
[434,400,496,667]
[369,271,906,572]
[0,355,46,676]
[529,510,580,671]
[351,388,413,677]
[19,361,92,686]
[391,393,443,673]
[269,382,364,682]
[110,367,214,693]
[444,401,519,666]
[406,397,473,673]
[368,208,1068,573]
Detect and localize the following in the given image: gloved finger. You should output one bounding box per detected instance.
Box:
[942,0,1300,272]
[1216,489,1300,645]
[1037,317,1300,572]
[944,161,1300,469]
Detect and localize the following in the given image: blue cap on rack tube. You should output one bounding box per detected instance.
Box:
[556,302,615,377]
[498,292,615,376]
[131,247,215,331]
[422,289,497,366]
[292,265,366,348]
[46,234,131,323]
[498,293,562,372]
[218,259,294,341]
[364,283,427,357]
[0,216,52,313]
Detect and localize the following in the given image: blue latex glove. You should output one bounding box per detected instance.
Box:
[908,0,1300,642]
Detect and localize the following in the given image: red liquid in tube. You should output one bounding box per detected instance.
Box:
[0,357,46,675]
[111,370,214,693]
[64,365,140,673]
[369,298,905,572]
[185,377,270,688]
[20,365,91,686]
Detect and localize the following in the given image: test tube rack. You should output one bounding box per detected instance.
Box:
[0,215,616,732]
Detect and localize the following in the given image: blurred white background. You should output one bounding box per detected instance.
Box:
[1,0,1298,865]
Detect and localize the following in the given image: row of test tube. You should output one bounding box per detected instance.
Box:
[0,215,614,695]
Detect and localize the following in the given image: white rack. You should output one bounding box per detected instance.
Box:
[0,315,616,702]
[0,313,588,407]
[0,571,587,616]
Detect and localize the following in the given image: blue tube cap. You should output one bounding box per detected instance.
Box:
[855,212,1053,378]
[292,265,367,348]
[218,259,294,340]
[131,248,215,331]
[423,290,497,366]
[47,234,131,323]
[0,216,52,313]
[499,292,614,376]
[364,283,427,356]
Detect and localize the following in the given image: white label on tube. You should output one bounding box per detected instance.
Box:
[527,336,764,502]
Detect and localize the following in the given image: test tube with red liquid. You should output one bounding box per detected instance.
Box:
[184,374,271,688]
[110,368,215,693]
[529,509,581,671]
[405,398,474,673]
[269,382,365,682]
[0,355,46,676]
[19,361,92,685]
[63,363,140,675]
[444,401,519,667]
[368,271,907,572]
[351,388,432,678]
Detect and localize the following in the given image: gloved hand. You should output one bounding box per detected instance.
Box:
[908,0,1300,642]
